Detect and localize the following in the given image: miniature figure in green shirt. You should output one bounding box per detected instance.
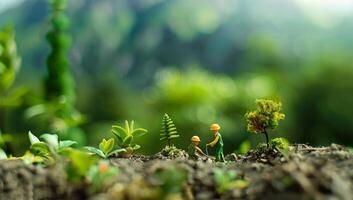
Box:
[207,123,225,162]
[188,136,207,159]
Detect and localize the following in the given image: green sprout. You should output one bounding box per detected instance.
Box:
[85,138,123,158]
[214,168,249,194]
[160,113,179,147]
[245,99,285,147]
[270,137,290,159]
[111,120,148,157]
[27,131,77,162]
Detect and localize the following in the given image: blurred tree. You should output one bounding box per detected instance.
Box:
[0,25,26,153]
[25,0,85,145]
[0,26,21,93]
[44,0,75,103]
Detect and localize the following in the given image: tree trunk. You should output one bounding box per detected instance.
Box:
[264,130,269,148]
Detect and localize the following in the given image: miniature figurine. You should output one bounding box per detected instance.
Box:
[207,123,225,162]
[187,136,207,159]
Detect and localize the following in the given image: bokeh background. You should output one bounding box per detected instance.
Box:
[1,0,353,155]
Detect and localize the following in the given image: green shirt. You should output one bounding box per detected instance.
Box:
[215,132,224,149]
[188,143,197,156]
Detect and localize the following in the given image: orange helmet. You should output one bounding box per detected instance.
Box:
[210,123,221,131]
[191,136,201,142]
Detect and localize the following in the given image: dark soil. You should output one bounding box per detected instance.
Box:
[1,144,352,200]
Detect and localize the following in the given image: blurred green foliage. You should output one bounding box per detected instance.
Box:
[0,0,353,155]
[45,0,75,103]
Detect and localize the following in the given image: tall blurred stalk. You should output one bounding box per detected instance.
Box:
[0,25,22,152]
[45,0,75,104]
[0,26,21,131]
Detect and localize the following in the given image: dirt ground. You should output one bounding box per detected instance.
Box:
[0,144,352,200]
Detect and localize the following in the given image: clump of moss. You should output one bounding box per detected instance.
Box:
[161,145,186,159]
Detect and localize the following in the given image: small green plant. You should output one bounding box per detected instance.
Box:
[111,120,148,157]
[160,113,179,146]
[28,131,77,161]
[85,138,123,158]
[245,99,285,147]
[214,168,249,194]
[270,137,290,159]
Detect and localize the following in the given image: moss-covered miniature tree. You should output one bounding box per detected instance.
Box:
[160,113,179,147]
[245,99,285,147]
[45,0,75,103]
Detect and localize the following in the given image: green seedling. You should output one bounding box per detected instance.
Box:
[270,137,290,159]
[214,168,249,194]
[111,120,148,157]
[87,160,119,193]
[28,131,77,162]
[85,138,123,158]
[160,113,179,147]
[18,151,47,165]
[245,99,285,147]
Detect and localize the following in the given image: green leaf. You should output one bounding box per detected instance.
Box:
[132,144,141,150]
[122,135,133,146]
[84,146,106,158]
[130,120,134,132]
[28,131,40,144]
[124,120,130,135]
[99,138,114,155]
[169,134,180,139]
[131,128,147,138]
[30,142,50,156]
[107,148,127,157]
[41,133,59,149]
[0,148,7,159]
[111,125,127,141]
[59,140,77,149]
[25,104,47,119]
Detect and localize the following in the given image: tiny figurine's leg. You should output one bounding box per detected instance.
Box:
[221,151,225,162]
[215,148,221,162]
